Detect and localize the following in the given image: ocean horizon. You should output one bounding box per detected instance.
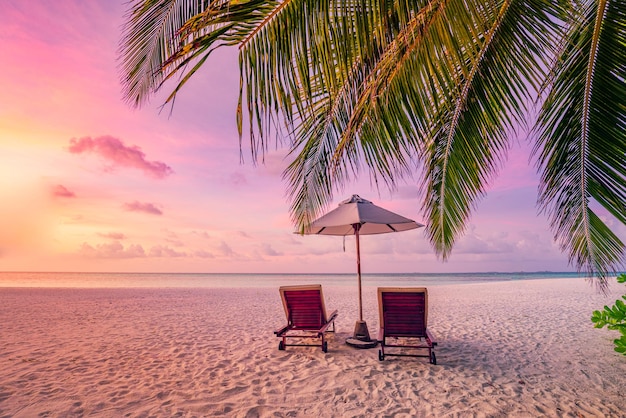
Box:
[1,271,621,289]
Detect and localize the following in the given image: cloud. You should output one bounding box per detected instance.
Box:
[52,184,76,198]
[192,231,211,239]
[79,241,145,259]
[194,250,214,258]
[98,232,126,240]
[79,242,190,259]
[68,135,173,179]
[149,245,186,258]
[123,201,163,215]
[259,243,281,256]
[364,233,431,256]
[218,241,235,257]
[453,231,514,255]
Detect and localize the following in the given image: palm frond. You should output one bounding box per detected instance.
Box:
[533,0,626,289]
[119,0,207,107]
[421,0,559,258]
[284,1,446,228]
[119,0,277,107]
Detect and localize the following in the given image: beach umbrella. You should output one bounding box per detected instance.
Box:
[302,194,424,347]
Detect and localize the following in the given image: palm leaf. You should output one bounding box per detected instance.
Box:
[533,0,626,289]
[119,0,207,107]
[119,0,277,108]
[284,1,446,228]
[420,0,559,258]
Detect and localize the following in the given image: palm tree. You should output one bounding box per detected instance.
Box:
[119,0,625,288]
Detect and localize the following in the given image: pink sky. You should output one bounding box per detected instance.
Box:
[1,1,623,273]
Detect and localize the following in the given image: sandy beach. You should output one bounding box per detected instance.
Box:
[1,278,624,417]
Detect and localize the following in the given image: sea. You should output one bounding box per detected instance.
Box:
[0,271,617,289]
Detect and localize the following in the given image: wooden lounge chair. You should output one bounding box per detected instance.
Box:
[275,284,338,353]
[377,287,437,364]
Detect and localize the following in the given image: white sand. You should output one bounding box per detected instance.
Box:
[0,278,624,417]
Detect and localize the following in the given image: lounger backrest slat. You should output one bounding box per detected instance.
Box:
[283,289,324,329]
[379,289,428,337]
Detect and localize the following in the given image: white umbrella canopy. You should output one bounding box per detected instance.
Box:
[304,194,423,236]
[302,194,424,345]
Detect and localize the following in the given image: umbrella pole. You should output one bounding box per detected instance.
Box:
[350,224,373,344]
[355,224,363,321]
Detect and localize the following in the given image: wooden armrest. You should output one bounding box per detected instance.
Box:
[318,310,338,333]
[327,310,338,322]
[274,325,290,336]
[426,329,437,346]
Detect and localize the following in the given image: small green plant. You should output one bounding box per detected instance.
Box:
[591,274,626,355]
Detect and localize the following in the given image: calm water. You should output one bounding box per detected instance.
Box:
[0,271,608,288]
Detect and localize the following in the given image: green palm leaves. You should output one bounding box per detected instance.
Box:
[421,0,557,257]
[533,0,626,285]
[119,0,625,286]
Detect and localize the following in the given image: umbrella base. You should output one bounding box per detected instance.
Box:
[353,319,371,340]
[346,320,378,349]
[346,337,378,349]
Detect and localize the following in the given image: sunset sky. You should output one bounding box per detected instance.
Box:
[1,1,623,274]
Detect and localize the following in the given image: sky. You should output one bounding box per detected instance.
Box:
[1,1,623,274]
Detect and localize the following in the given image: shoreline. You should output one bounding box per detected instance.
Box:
[1,278,624,416]
[0,270,616,290]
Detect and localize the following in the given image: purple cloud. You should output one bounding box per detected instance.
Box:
[192,231,211,239]
[52,184,75,198]
[194,250,214,258]
[79,242,145,259]
[260,243,281,256]
[123,201,163,215]
[218,241,235,257]
[68,135,173,179]
[454,230,514,254]
[149,245,186,258]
